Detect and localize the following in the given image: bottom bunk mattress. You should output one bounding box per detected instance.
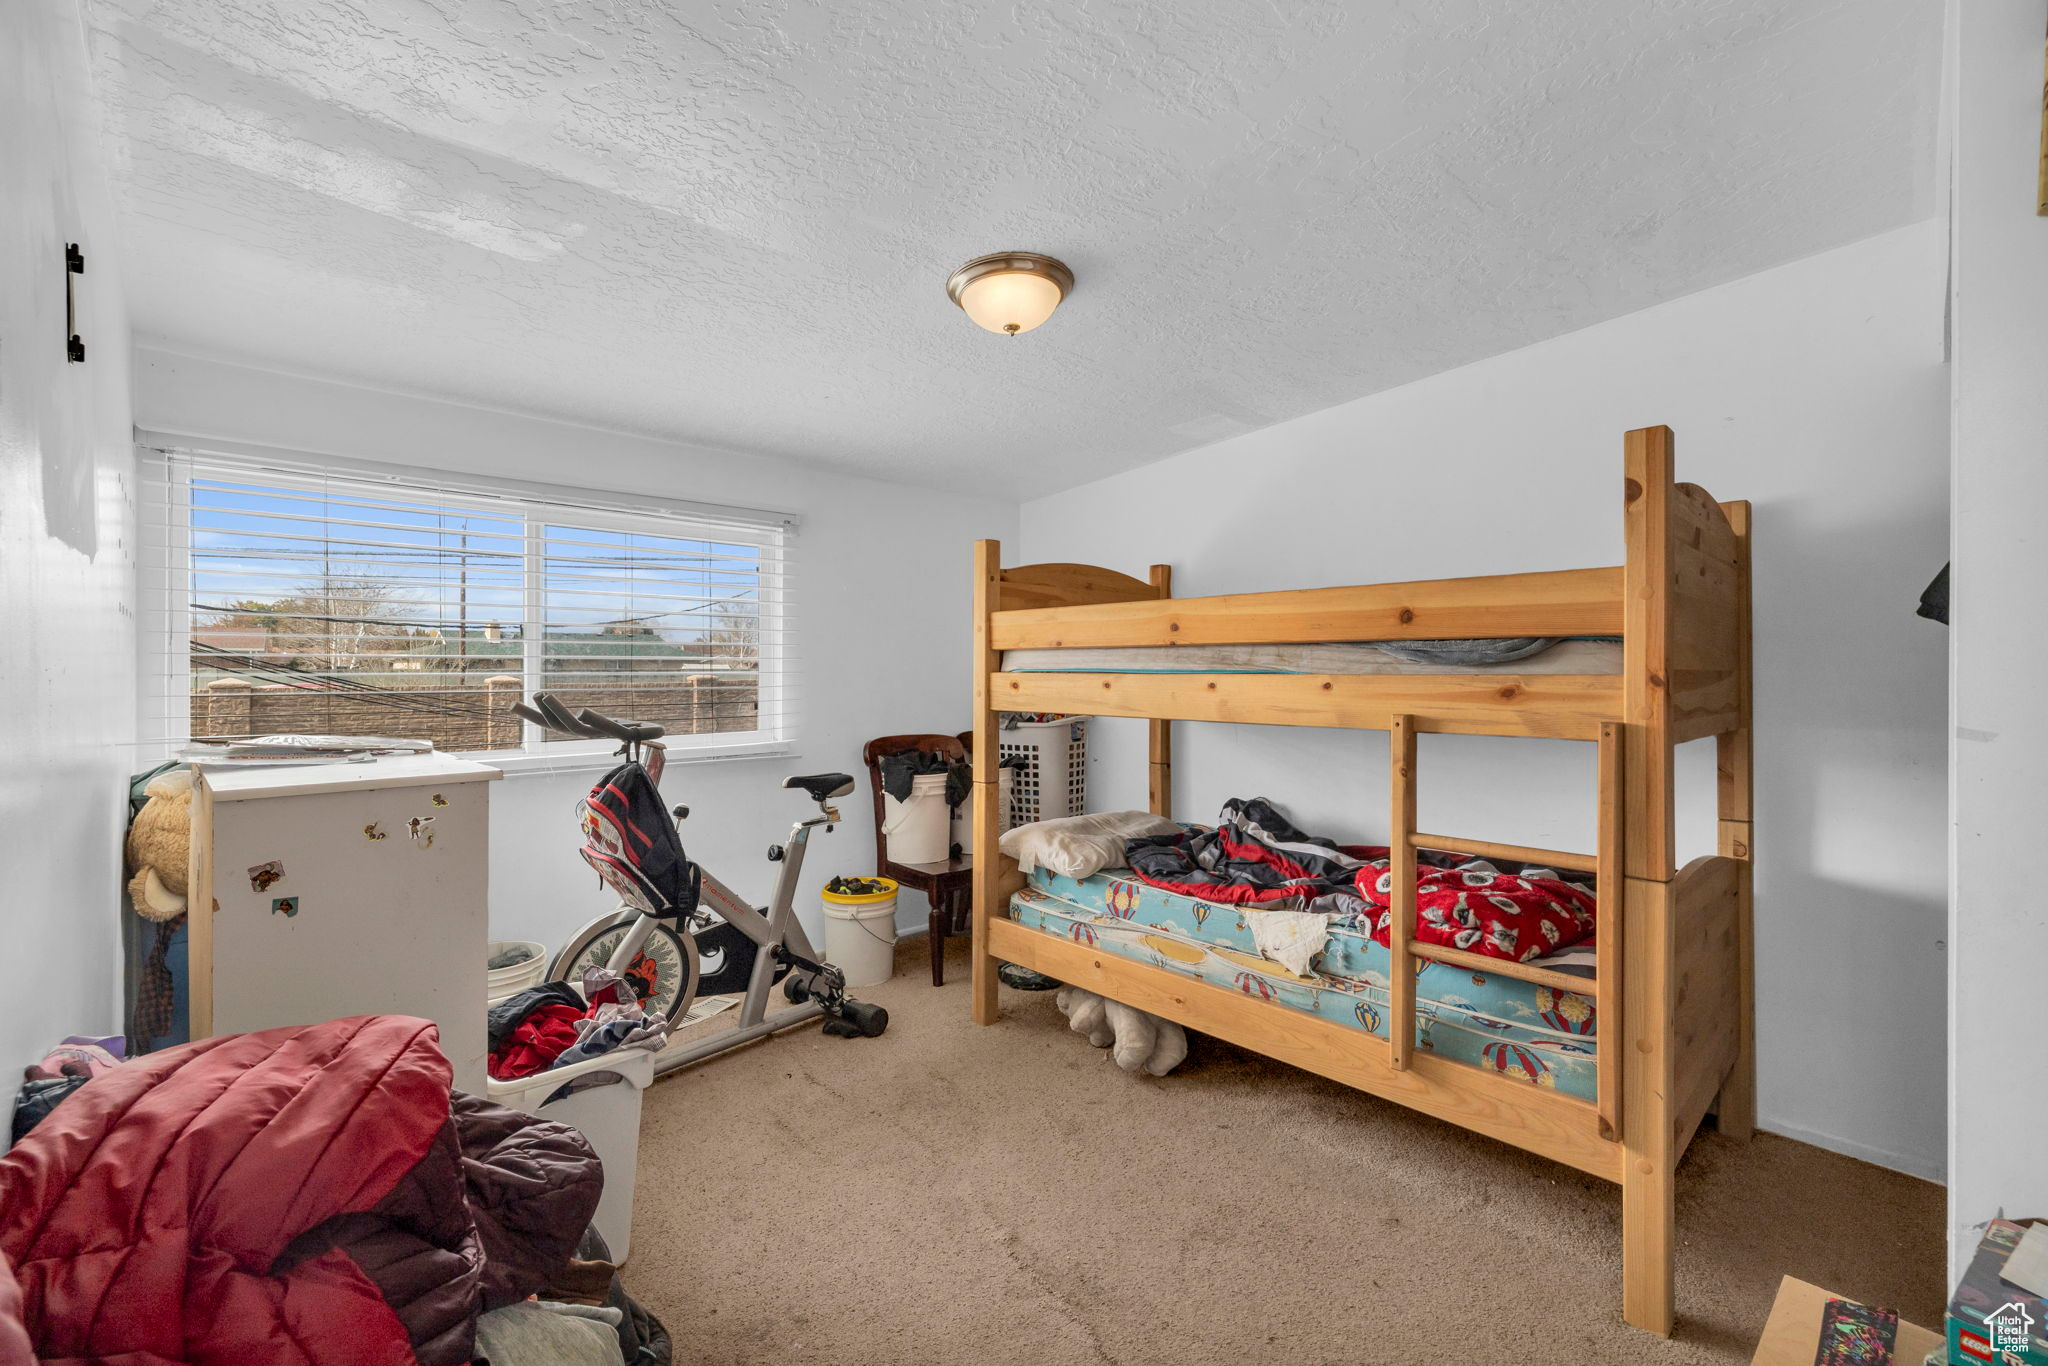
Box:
[1009,870,1600,1101]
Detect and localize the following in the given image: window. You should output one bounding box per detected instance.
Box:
[139,441,794,765]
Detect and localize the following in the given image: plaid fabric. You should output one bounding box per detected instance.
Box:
[134,913,185,1044]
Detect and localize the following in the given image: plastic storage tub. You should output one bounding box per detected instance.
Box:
[485,940,549,1005]
[486,1047,655,1261]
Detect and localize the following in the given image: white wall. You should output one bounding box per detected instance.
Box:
[0,4,137,1073]
[1021,221,1951,1179]
[1947,0,2048,1275]
[131,346,1017,952]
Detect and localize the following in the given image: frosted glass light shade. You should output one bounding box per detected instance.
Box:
[946,253,1074,336]
[958,270,1061,335]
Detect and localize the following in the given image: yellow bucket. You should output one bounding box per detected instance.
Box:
[821,877,899,906]
[820,877,899,987]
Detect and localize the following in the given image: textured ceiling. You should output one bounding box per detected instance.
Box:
[86,1,1941,497]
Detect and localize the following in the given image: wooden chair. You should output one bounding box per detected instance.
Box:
[862,734,973,986]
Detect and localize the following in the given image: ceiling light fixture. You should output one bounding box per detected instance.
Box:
[946,252,1074,336]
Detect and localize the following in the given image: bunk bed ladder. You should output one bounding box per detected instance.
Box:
[1386,716,1625,1143]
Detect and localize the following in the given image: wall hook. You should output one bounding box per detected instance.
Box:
[65,244,84,363]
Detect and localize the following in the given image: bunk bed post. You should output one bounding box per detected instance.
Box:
[1387,715,1418,1070]
[1147,564,1173,820]
[970,539,1004,1026]
[1620,425,1678,1336]
[1713,501,1756,1140]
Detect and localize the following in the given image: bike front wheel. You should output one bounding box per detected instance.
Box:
[550,908,700,1025]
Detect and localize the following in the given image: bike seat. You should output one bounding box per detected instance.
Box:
[784,772,855,802]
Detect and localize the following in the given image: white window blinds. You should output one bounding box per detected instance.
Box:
[138,440,796,762]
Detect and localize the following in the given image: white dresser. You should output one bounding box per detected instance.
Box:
[188,753,501,1091]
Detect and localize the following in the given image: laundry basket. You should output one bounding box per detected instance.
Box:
[487,1047,654,1261]
[999,716,1088,826]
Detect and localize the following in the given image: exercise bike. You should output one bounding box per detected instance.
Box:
[511,692,887,1076]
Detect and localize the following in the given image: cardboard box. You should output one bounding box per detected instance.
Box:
[1752,1276,1944,1366]
[1948,1219,2048,1365]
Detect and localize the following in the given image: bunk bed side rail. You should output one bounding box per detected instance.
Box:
[982,914,1623,1181]
[988,566,1624,651]
[990,669,1622,740]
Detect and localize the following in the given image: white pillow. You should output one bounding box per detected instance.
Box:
[998,810,1182,880]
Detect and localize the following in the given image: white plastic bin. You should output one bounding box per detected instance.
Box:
[880,771,950,864]
[821,879,899,988]
[485,940,549,1005]
[999,716,1089,825]
[487,1046,654,1261]
[951,766,1014,858]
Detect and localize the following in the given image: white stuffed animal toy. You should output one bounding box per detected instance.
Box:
[1054,986,1188,1076]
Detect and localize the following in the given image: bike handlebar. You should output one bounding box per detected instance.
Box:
[514,691,667,744]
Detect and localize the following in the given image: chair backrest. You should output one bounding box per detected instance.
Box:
[861,734,968,871]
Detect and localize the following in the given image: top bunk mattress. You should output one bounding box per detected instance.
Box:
[1001,637,1623,676]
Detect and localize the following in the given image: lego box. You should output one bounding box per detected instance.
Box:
[1949,1219,2048,1366]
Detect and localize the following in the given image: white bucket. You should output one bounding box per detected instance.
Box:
[951,767,1015,859]
[485,940,549,1005]
[821,880,899,988]
[881,771,950,865]
[486,1046,653,1261]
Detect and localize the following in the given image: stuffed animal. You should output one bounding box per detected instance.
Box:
[1054,985,1189,1076]
[125,768,194,921]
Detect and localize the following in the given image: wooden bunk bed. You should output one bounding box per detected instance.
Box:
[967,426,1752,1336]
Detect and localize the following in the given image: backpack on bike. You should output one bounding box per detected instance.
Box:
[578,760,701,920]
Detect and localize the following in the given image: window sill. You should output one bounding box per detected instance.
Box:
[478,739,796,779]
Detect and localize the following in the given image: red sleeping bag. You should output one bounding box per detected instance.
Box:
[0,1014,601,1366]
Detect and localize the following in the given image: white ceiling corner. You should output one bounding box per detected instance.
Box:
[87,0,1942,497]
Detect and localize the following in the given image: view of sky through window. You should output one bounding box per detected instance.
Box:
[180,474,769,753]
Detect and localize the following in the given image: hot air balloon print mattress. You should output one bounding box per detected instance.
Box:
[1009,869,1599,1101]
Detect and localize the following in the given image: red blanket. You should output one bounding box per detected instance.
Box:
[1126,798,1596,964]
[0,1015,600,1366]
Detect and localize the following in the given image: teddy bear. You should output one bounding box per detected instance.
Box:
[1054,985,1189,1076]
[126,767,194,921]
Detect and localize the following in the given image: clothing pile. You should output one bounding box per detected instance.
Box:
[0,1014,670,1366]
[877,750,1026,854]
[9,1036,125,1145]
[877,747,971,811]
[1126,797,1597,966]
[489,968,671,1082]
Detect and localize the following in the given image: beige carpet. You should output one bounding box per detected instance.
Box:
[630,936,1944,1365]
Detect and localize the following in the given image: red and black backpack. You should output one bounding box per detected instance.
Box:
[577,759,701,919]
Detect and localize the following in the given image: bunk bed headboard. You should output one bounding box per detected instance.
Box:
[985,560,1180,819]
[994,562,1164,611]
